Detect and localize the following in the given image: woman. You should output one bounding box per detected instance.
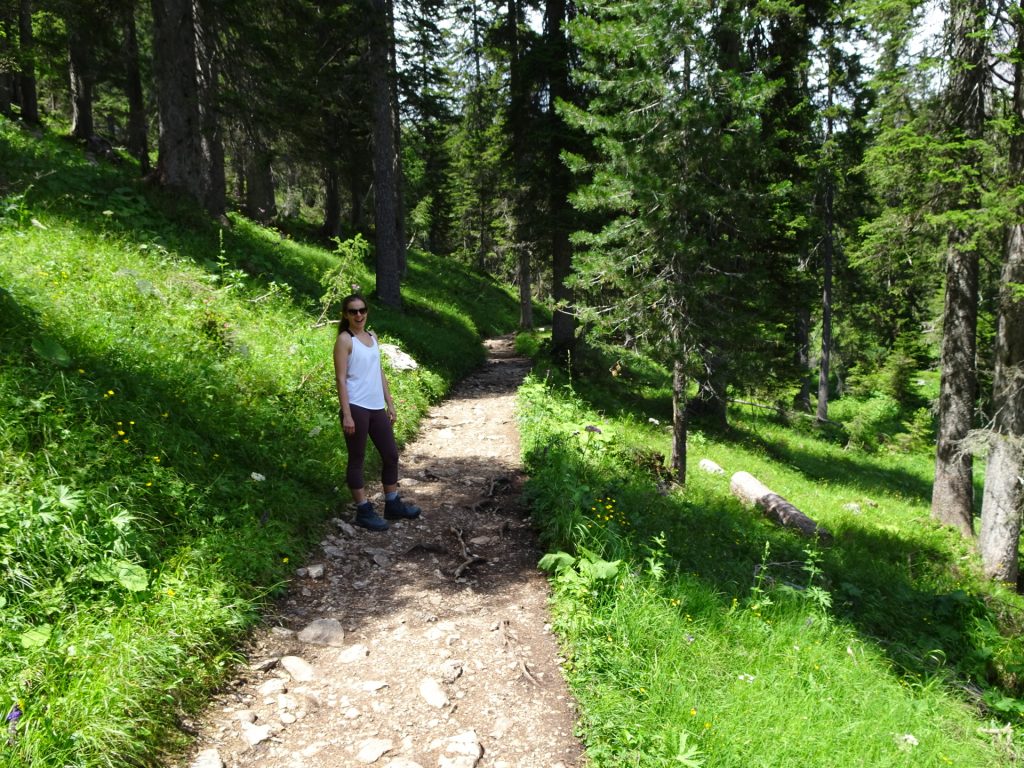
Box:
[334,294,421,531]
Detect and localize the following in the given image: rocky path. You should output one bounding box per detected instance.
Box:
[181,336,584,768]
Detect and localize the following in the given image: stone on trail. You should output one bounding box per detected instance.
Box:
[438,730,483,768]
[355,737,394,763]
[281,655,316,682]
[297,618,346,646]
[257,678,287,697]
[306,563,326,579]
[339,643,370,663]
[240,721,272,747]
[419,677,450,708]
[190,748,224,768]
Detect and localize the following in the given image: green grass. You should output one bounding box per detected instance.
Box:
[518,366,1024,767]
[0,115,521,767]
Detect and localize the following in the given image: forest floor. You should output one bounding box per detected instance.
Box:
[178,336,585,768]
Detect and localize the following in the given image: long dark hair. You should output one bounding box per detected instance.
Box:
[338,294,368,335]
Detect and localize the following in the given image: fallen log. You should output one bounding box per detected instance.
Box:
[730,471,832,542]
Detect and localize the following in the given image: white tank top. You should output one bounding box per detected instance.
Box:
[346,332,386,410]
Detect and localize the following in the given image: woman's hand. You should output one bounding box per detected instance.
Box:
[343,413,355,435]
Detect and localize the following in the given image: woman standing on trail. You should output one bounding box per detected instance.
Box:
[334,293,421,531]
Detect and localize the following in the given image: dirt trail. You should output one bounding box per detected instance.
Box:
[180,336,584,768]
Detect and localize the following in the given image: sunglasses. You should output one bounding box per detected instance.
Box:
[347,307,368,316]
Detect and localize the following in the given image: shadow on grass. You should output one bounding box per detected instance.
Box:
[529,436,1018,704]
[719,420,936,506]
[1,119,524,389]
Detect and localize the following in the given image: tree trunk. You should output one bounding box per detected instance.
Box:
[517,245,533,328]
[1,11,14,116]
[150,0,207,206]
[793,304,812,411]
[194,1,225,216]
[816,115,835,422]
[68,25,94,140]
[322,165,343,240]
[931,0,986,537]
[508,0,533,330]
[979,8,1024,585]
[244,136,276,223]
[979,222,1024,583]
[18,0,38,124]
[546,0,575,355]
[932,229,980,537]
[123,2,150,174]
[671,359,688,483]
[368,0,404,308]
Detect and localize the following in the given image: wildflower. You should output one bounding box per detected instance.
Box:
[896,734,918,749]
[152,456,160,462]
[648,417,660,425]
[703,722,712,730]
[689,708,697,717]
[282,557,289,564]
[251,472,266,482]
[165,589,175,597]
[584,425,602,434]
[738,674,755,683]
[6,706,20,724]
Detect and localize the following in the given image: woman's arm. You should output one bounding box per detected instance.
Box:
[381,366,396,422]
[333,333,356,435]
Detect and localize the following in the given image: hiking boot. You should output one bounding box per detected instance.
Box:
[354,502,388,531]
[384,495,421,520]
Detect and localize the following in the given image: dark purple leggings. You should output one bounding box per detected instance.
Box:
[343,404,399,490]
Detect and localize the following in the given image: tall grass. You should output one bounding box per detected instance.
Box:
[0,115,521,766]
[518,364,1024,767]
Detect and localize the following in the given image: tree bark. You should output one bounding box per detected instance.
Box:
[931,0,987,537]
[18,0,38,124]
[979,223,1024,583]
[793,304,812,411]
[322,165,343,240]
[68,25,95,140]
[244,135,276,223]
[194,0,225,216]
[151,0,206,204]
[979,8,1024,585]
[546,0,575,355]
[816,116,835,422]
[671,359,688,483]
[368,0,404,308]
[123,2,150,174]
[1,11,15,116]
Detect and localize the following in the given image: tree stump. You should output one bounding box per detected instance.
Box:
[730,471,832,542]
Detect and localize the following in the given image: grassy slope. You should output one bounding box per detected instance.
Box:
[518,341,1024,768]
[0,116,520,767]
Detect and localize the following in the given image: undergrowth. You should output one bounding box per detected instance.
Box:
[518,370,1024,767]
